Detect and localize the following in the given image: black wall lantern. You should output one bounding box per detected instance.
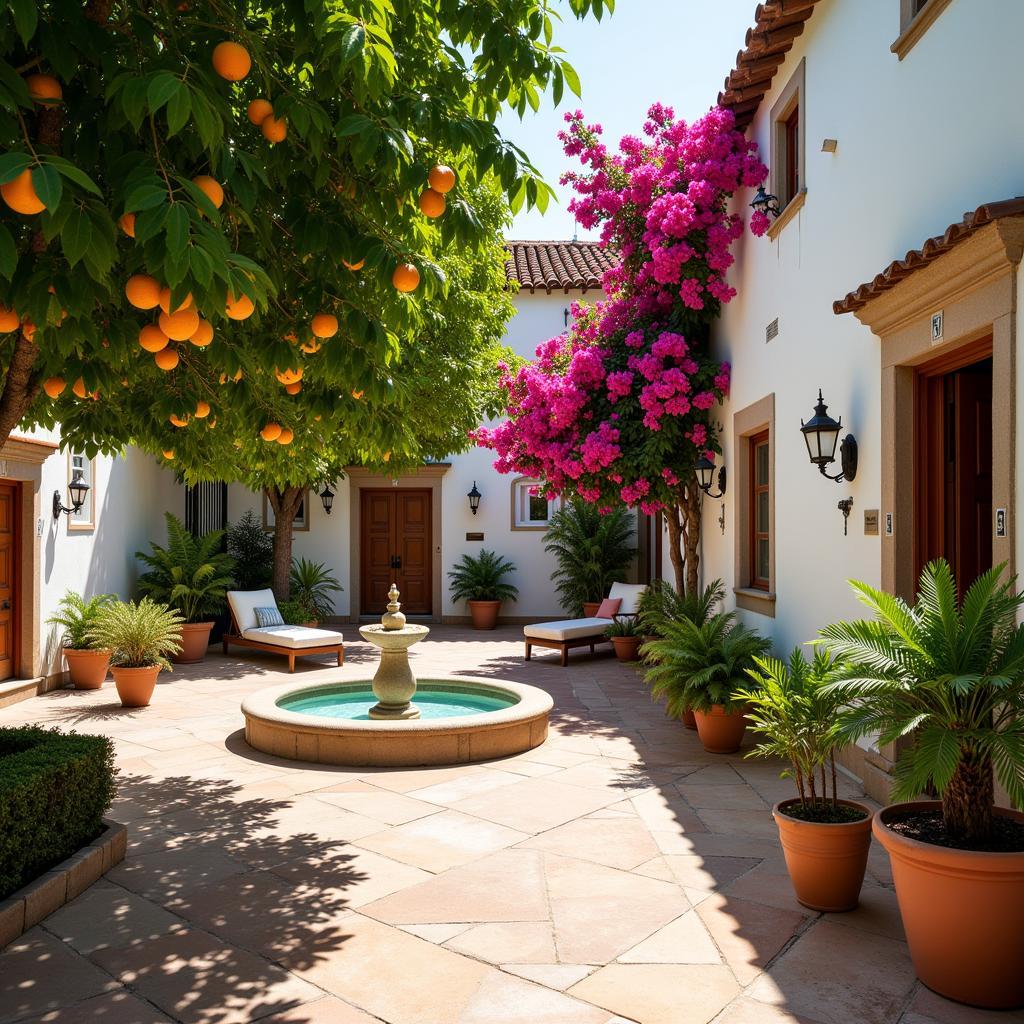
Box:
[319,484,335,515]
[800,389,857,482]
[694,455,726,499]
[53,470,90,520]
[750,185,781,220]
[467,481,481,516]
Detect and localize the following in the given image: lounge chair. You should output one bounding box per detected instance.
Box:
[223,589,344,673]
[524,582,647,666]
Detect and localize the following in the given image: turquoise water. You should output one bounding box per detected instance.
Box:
[279,686,516,721]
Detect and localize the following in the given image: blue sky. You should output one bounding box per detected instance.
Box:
[497,0,756,240]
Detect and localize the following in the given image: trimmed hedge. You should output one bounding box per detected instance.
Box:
[0,727,116,900]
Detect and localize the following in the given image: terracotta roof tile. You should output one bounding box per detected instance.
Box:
[505,240,619,293]
[833,198,1024,315]
[718,0,823,131]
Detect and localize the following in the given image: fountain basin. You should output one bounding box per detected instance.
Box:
[242,677,553,766]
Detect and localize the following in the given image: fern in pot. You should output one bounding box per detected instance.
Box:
[47,592,115,690]
[605,616,643,662]
[735,648,872,912]
[448,550,519,629]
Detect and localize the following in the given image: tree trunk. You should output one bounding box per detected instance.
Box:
[665,505,685,594]
[267,485,303,601]
[0,333,39,449]
[663,482,703,596]
[941,747,994,844]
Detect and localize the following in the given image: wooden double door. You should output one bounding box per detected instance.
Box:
[360,489,432,615]
[0,483,17,680]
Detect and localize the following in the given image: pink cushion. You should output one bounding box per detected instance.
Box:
[596,597,622,619]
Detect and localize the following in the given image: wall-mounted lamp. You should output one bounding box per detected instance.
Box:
[800,389,858,482]
[563,308,571,328]
[467,481,481,516]
[838,497,854,536]
[319,484,335,515]
[53,470,90,520]
[694,456,727,499]
[750,185,781,220]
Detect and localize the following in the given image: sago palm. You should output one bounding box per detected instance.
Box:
[87,598,184,670]
[448,550,519,603]
[820,560,1024,844]
[289,558,343,621]
[637,578,725,638]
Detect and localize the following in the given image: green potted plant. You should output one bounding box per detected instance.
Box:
[606,616,643,661]
[47,592,115,689]
[227,510,274,590]
[448,549,519,629]
[136,513,235,663]
[289,557,343,626]
[544,500,635,616]
[821,560,1024,1009]
[87,598,183,707]
[643,610,771,753]
[735,648,872,912]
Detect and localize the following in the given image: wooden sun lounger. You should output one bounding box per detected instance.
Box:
[222,608,345,673]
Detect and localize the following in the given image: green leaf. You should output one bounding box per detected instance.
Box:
[0,152,31,185]
[147,72,179,115]
[44,156,102,196]
[0,61,32,109]
[125,184,167,212]
[165,204,190,255]
[9,0,38,45]
[0,223,16,279]
[339,24,366,64]
[561,60,581,98]
[61,207,93,267]
[31,164,62,212]
[165,83,191,137]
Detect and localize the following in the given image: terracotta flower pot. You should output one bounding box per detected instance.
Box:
[611,635,641,662]
[111,665,160,708]
[681,707,698,730]
[468,600,501,630]
[874,800,1024,1009]
[773,798,873,912]
[173,621,214,664]
[693,705,747,753]
[582,602,601,618]
[62,647,111,690]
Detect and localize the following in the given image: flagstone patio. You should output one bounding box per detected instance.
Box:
[0,627,1017,1024]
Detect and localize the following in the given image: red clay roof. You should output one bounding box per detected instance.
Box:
[833,198,1024,315]
[505,240,619,293]
[718,0,822,132]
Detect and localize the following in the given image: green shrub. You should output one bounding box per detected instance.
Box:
[0,727,116,900]
[278,598,311,625]
[289,558,343,621]
[227,510,274,591]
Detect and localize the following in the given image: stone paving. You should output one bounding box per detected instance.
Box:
[1,626,1021,1024]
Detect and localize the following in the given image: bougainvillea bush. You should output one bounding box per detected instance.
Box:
[477,104,766,593]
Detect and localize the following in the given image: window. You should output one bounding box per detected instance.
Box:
[893,0,953,59]
[67,451,95,531]
[733,394,775,617]
[767,59,805,235]
[511,478,554,530]
[783,107,799,204]
[749,432,770,590]
[262,491,309,532]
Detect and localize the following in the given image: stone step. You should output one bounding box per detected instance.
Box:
[0,677,44,709]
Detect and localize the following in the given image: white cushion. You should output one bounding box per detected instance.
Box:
[228,589,278,633]
[243,625,344,649]
[524,618,612,642]
[608,582,647,616]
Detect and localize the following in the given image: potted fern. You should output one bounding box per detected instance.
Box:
[47,592,115,689]
[136,513,235,663]
[606,616,643,661]
[735,648,872,912]
[643,610,771,753]
[448,550,519,629]
[87,598,183,707]
[289,558,343,625]
[821,560,1024,1009]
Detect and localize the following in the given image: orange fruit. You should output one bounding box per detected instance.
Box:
[300,339,320,355]
[162,449,175,460]
[26,74,61,104]
[428,164,455,194]
[383,451,391,462]
[276,427,293,445]
[190,318,214,347]
[118,212,136,237]
[342,258,364,271]
[158,286,193,314]
[225,292,254,320]
[392,263,420,293]
[351,389,364,400]
[159,307,200,341]
[212,41,251,81]
[21,320,35,341]
[154,347,180,371]
[275,366,303,385]
[310,313,338,339]
[247,98,273,125]
[261,114,287,143]
[43,376,66,398]
[260,422,282,442]
[418,188,445,218]
[1,168,44,215]
[169,413,190,427]
[192,175,224,209]
[334,179,356,198]
[232,367,243,381]
[72,378,87,399]
[284,381,301,395]
[125,274,161,310]
[139,324,169,352]
[0,304,18,332]
[283,330,298,345]
[194,400,211,418]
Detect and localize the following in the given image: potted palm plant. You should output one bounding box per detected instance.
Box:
[821,560,1024,1009]
[136,513,235,663]
[289,558,343,626]
[643,610,771,753]
[448,549,519,629]
[606,616,643,661]
[544,500,635,617]
[47,592,115,689]
[87,598,183,707]
[735,648,872,911]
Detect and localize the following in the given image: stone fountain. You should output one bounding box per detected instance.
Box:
[357,584,430,719]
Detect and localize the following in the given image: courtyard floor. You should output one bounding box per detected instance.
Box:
[0,626,1019,1024]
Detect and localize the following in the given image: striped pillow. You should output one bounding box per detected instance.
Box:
[253,605,284,628]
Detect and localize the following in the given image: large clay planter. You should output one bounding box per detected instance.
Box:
[610,635,641,662]
[681,707,698,730]
[111,665,160,708]
[62,648,111,690]
[874,800,1024,1009]
[693,705,747,753]
[773,798,873,911]
[582,602,601,617]
[467,600,501,630]
[173,622,214,664]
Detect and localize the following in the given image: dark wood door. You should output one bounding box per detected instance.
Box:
[0,483,17,680]
[360,489,432,615]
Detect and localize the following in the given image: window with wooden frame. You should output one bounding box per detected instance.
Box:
[510,478,555,531]
[733,393,775,617]
[749,431,770,590]
[892,0,953,60]
[767,59,805,236]
[67,451,95,531]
